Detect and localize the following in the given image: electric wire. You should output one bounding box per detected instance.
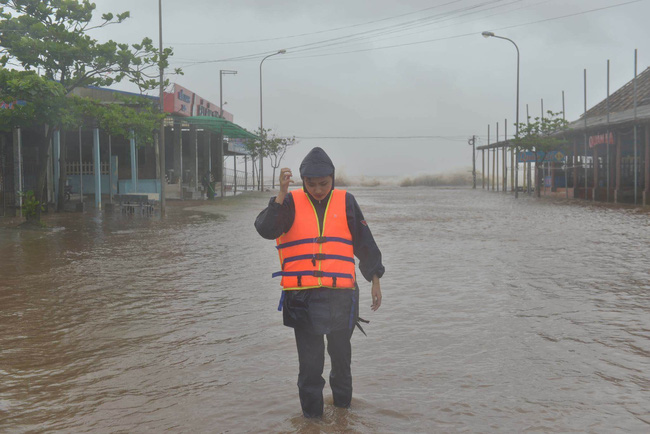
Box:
[172,0,644,67]
[169,0,468,46]
[281,0,646,61]
[274,0,516,57]
[280,0,545,58]
[172,0,509,67]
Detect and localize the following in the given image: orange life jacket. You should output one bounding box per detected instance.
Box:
[273,188,356,290]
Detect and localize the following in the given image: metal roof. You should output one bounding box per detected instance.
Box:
[174,116,259,140]
[566,104,650,134]
[565,66,650,134]
[582,67,650,118]
[479,68,650,147]
[476,141,511,150]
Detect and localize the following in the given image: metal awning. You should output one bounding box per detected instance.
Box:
[565,104,650,134]
[177,116,259,140]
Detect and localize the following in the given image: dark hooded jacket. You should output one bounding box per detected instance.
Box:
[255,147,385,334]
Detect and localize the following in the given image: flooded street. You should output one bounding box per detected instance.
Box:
[1,187,650,433]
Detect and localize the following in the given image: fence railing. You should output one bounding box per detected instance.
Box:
[65,161,109,176]
[223,167,255,191]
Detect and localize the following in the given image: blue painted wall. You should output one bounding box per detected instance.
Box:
[118,179,161,194]
[66,156,160,195]
[67,175,118,195]
[67,155,118,195]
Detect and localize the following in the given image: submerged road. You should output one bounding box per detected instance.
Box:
[1,187,649,432]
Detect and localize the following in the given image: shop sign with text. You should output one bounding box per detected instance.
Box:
[163,83,233,121]
[517,150,565,163]
[588,132,614,148]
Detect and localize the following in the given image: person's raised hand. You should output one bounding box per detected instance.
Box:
[275,168,294,204]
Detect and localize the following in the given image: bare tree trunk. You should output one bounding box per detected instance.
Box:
[270,154,279,189]
[253,158,261,190]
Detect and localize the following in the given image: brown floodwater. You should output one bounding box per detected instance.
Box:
[1,187,649,433]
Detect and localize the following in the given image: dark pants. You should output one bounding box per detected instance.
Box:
[294,326,353,418]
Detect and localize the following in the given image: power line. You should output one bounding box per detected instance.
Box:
[169,0,467,46]
[494,0,645,33]
[277,0,515,57]
[281,0,543,57]
[173,0,644,66]
[282,0,646,61]
[173,0,509,67]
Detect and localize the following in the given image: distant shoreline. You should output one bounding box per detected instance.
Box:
[334,170,479,188]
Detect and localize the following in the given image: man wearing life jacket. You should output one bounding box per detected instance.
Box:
[255,147,384,418]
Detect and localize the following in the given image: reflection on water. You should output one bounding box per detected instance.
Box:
[1,188,649,432]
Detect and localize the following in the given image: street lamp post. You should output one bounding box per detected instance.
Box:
[259,49,286,191]
[220,69,238,119]
[219,69,237,197]
[158,0,166,215]
[482,31,520,199]
[468,135,476,189]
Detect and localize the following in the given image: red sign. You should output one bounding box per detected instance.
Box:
[163,83,233,121]
[588,132,614,148]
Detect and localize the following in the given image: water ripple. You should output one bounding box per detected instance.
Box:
[1,188,649,432]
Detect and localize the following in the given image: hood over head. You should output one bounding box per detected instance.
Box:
[299,147,335,183]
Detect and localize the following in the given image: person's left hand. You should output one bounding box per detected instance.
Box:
[371,276,382,311]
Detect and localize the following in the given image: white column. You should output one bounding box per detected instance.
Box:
[14,128,23,216]
[53,130,61,207]
[130,132,137,193]
[93,127,101,209]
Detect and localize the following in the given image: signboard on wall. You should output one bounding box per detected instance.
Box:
[517,150,566,163]
[163,83,233,121]
[227,139,250,155]
[588,132,614,148]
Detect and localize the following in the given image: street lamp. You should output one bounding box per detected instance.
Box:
[218,69,237,198]
[468,135,476,189]
[220,69,238,119]
[259,49,286,191]
[158,0,166,215]
[482,31,520,198]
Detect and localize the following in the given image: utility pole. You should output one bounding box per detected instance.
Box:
[158,0,166,216]
[468,135,476,189]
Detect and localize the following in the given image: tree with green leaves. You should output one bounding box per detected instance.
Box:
[0,69,163,218]
[244,129,264,190]
[267,133,296,189]
[514,110,569,197]
[245,128,297,189]
[0,0,178,217]
[0,69,68,219]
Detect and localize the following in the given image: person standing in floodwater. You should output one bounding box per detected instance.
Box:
[255,147,384,418]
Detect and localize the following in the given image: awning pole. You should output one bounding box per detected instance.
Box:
[234,155,237,194]
[633,49,638,205]
[584,69,588,200]
[606,61,610,202]
[220,127,224,198]
[487,124,490,191]
[79,127,83,204]
[496,122,499,192]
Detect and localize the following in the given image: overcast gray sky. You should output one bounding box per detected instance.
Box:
[93,0,650,178]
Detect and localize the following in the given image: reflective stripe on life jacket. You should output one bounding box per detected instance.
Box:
[274,189,356,290]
